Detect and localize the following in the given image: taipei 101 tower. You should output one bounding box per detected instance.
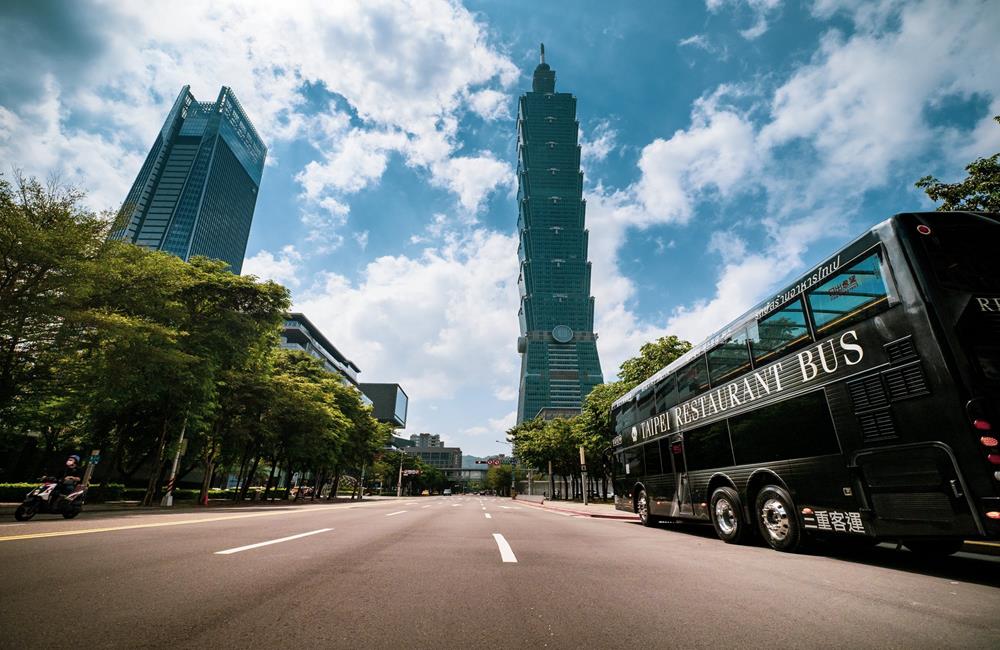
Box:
[515,45,603,423]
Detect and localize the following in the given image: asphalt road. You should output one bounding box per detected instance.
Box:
[0,495,998,649]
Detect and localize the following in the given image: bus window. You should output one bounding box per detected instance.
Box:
[707,329,751,385]
[750,298,810,364]
[613,452,626,477]
[807,252,889,334]
[624,446,643,476]
[637,389,656,420]
[655,373,677,412]
[643,441,663,475]
[729,391,839,464]
[677,356,709,402]
[683,422,734,470]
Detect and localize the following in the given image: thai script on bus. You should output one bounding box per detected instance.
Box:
[756,255,841,320]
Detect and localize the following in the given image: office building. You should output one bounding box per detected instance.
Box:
[110,85,266,273]
[281,313,361,387]
[515,45,604,423]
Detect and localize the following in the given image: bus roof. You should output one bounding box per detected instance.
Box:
[611,214,899,411]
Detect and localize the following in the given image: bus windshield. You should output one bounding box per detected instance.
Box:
[913,213,1000,292]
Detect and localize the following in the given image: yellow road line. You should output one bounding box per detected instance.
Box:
[0,505,354,543]
[964,540,1000,548]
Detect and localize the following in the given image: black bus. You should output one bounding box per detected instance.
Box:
[610,211,1000,554]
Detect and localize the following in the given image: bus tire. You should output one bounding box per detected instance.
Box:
[710,487,749,544]
[903,539,963,556]
[755,485,801,552]
[636,490,657,527]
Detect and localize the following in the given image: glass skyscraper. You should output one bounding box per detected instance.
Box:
[110,86,266,274]
[516,46,603,423]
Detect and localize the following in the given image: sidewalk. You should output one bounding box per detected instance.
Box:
[512,495,638,520]
[0,495,394,516]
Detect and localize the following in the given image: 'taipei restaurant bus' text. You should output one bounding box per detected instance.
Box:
[622,330,865,445]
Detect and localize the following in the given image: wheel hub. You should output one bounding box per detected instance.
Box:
[761,498,789,541]
[715,498,737,535]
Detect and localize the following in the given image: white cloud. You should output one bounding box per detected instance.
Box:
[429,153,515,214]
[634,89,758,224]
[580,119,618,167]
[0,0,518,232]
[242,245,304,287]
[706,0,783,40]
[294,229,521,407]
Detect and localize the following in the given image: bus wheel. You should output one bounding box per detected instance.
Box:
[710,487,749,544]
[903,539,964,556]
[637,490,656,527]
[755,485,801,552]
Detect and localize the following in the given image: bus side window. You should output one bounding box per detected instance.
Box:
[655,373,677,412]
[676,355,710,402]
[729,391,840,464]
[750,298,811,364]
[683,422,734,470]
[643,440,663,475]
[637,389,656,420]
[624,447,643,476]
[707,329,751,385]
[613,452,626,477]
[806,252,889,335]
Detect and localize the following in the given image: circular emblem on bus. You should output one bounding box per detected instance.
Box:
[631,426,638,442]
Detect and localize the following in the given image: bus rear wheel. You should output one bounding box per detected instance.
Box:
[636,490,657,527]
[710,487,749,544]
[755,485,801,552]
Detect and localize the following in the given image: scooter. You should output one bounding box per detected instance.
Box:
[14,477,86,520]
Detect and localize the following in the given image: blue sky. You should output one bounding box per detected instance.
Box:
[2,0,999,456]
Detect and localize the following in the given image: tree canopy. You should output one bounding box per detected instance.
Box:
[916,115,1000,212]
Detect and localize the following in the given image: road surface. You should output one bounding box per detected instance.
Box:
[1,495,998,648]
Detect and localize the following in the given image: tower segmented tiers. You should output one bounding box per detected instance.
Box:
[109,86,266,274]
[515,45,603,423]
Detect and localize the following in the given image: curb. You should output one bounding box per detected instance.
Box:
[514,498,638,520]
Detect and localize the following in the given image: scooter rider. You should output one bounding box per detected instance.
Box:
[57,455,83,496]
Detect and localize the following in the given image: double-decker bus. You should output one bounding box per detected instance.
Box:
[610,211,1000,554]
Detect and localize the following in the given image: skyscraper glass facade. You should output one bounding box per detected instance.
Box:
[109,86,266,274]
[516,47,603,423]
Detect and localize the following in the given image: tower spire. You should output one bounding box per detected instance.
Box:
[540,43,545,65]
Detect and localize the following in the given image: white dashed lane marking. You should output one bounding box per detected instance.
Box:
[215,528,332,555]
[492,533,517,563]
[385,511,407,517]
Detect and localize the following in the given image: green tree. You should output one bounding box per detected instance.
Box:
[916,115,1000,212]
[617,335,692,386]
[486,464,513,496]
[0,173,108,427]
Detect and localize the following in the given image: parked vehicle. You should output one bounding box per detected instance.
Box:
[14,478,86,520]
[443,489,452,496]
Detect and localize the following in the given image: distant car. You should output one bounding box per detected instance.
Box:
[442,489,452,496]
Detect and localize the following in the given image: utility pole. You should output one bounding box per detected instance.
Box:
[580,446,588,506]
[161,415,188,507]
[396,452,405,497]
[548,459,555,500]
[358,462,366,501]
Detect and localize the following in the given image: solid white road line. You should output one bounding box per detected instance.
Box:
[385,511,407,517]
[215,528,332,555]
[492,533,517,563]
[484,513,492,519]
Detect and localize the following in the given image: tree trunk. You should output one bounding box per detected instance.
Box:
[233,446,250,501]
[328,466,341,500]
[141,417,171,507]
[263,458,278,501]
[239,452,260,502]
[283,461,293,500]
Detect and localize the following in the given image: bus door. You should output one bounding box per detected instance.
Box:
[666,433,692,517]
